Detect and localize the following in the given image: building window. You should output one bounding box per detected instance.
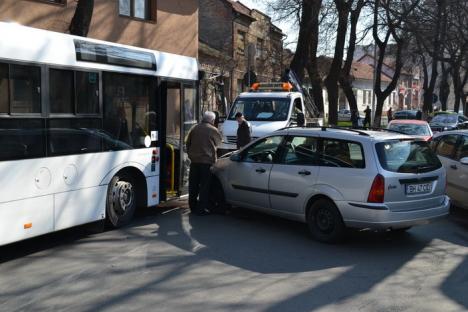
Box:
[256,39,264,58]
[119,0,156,22]
[237,31,246,55]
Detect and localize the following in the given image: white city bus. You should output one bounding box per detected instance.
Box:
[0,22,198,246]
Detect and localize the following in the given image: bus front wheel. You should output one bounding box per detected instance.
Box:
[106,173,137,228]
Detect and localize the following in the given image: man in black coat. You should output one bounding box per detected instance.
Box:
[235,112,251,149]
[364,106,372,128]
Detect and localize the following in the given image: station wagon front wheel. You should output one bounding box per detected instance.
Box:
[307,199,345,243]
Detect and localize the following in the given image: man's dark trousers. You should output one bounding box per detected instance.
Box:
[189,163,212,213]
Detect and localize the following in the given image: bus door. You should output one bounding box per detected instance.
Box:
[161,81,197,199]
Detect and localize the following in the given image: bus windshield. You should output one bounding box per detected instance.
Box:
[228,98,291,121]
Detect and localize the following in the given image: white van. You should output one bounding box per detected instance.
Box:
[219,90,309,152]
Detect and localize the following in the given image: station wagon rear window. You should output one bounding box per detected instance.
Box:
[375,140,441,173]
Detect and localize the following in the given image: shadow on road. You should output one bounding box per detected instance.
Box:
[1,204,467,311]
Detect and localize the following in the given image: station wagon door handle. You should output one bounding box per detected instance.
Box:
[298,170,311,176]
[255,168,266,173]
[450,164,458,170]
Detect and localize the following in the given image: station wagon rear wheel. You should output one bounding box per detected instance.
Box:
[307,199,345,243]
[106,173,137,228]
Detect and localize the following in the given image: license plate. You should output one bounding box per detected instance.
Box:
[406,183,432,194]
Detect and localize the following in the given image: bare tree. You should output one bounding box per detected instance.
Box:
[443,0,468,113]
[371,0,419,127]
[323,0,353,126]
[338,0,366,124]
[305,0,325,115]
[69,0,95,37]
[439,61,451,111]
[407,0,448,114]
[289,0,315,82]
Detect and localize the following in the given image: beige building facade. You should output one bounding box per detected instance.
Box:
[199,0,284,115]
[0,0,198,58]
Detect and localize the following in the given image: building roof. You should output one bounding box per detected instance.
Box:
[228,0,254,18]
[356,53,414,77]
[351,62,391,82]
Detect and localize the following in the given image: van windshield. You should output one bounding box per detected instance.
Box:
[375,139,442,173]
[228,98,291,121]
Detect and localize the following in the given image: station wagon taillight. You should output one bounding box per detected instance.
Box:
[368,174,385,203]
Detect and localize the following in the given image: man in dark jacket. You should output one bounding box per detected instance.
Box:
[364,106,372,128]
[235,112,251,149]
[387,107,393,123]
[186,111,222,215]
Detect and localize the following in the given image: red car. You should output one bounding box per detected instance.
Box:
[387,119,433,141]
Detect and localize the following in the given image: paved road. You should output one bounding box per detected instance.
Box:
[1,203,468,312]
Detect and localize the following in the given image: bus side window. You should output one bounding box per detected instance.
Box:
[10,64,41,114]
[0,119,45,161]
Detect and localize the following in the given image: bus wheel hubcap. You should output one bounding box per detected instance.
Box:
[113,181,134,215]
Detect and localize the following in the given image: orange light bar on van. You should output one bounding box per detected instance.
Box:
[251,82,260,90]
[24,223,32,229]
[282,82,293,91]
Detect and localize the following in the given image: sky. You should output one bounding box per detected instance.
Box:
[237,0,298,50]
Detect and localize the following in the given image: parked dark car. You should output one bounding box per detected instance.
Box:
[393,110,419,120]
[429,113,468,132]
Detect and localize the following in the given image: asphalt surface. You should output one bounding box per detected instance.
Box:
[1,202,468,312]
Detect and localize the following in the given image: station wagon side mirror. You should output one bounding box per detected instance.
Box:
[230,152,242,162]
[460,157,468,165]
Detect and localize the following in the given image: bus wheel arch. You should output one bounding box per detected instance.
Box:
[106,167,147,228]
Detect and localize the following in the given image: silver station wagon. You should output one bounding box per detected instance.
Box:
[211,127,450,243]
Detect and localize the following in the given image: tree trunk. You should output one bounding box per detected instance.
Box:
[422,0,447,114]
[374,96,386,127]
[341,78,357,123]
[324,0,350,126]
[453,67,461,113]
[290,0,314,82]
[69,0,95,37]
[306,0,324,116]
[463,94,467,117]
[325,82,340,125]
[339,0,364,126]
[439,63,450,111]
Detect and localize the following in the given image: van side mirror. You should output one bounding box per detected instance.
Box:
[297,112,305,127]
[230,152,242,162]
[460,157,468,165]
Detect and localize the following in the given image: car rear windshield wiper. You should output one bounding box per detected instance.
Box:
[416,165,436,173]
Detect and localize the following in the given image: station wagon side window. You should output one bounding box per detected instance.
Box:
[320,139,365,168]
[456,136,468,160]
[243,136,283,163]
[435,135,459,159]
[281,136,319,165]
